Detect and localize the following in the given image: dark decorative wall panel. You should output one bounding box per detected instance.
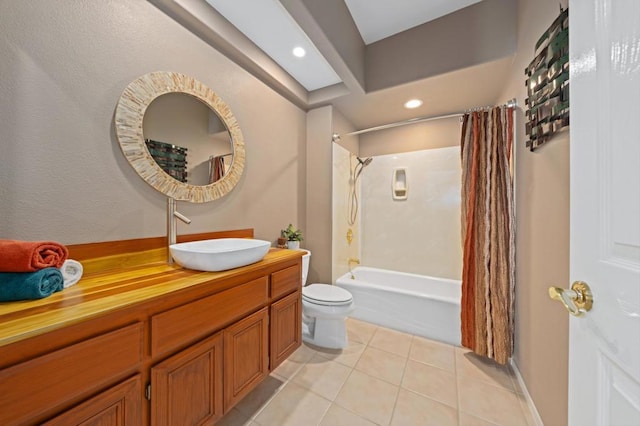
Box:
[145,139,189,182]
[525,8,569,151]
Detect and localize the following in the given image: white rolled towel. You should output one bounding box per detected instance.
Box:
[61,259,83,288]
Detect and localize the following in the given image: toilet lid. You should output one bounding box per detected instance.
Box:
[303,283,353,306]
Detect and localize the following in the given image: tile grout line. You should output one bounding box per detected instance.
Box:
[313,396,332,426]
[405,349,459,374]
[454,342,461,425]
[453,349,495,425]
[246,374,292,421]
[354,347,409,387]
[456,346,523,393]
[455,347,529,425]
[386,333,413,426]
[327,367,379,425]
[249,347,316,422]
[348,321,400,425]
[366,331,414,360]
[315,323,379,425]
[302,357,355,422]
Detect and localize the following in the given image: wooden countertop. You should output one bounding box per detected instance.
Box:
[0,248,303,348]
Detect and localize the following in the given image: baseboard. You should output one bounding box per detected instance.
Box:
[510,359,544,426]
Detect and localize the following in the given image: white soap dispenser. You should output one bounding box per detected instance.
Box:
[392,167,408,200]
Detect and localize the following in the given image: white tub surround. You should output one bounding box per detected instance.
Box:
[361,147,462,280]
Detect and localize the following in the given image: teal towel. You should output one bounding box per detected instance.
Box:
[0,268,64,302]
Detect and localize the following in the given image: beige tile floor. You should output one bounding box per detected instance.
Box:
[218,318,536,426]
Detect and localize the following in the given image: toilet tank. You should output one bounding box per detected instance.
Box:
[301,250,311,286]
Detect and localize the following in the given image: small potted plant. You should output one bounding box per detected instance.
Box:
[281,224,303,250]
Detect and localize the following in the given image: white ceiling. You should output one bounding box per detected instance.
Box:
[205,0,341,91]
[344,0,483,44]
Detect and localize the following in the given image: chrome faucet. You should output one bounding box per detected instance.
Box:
[167,198,191,264]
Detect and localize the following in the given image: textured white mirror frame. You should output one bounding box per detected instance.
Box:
[115,72,245,203]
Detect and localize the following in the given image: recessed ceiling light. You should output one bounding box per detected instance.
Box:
[292,46,306,58]
[404,99,423,109]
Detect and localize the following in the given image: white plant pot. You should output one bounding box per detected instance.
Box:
[286,241,300,250]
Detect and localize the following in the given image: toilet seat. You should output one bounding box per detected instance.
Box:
[302,283,353,306]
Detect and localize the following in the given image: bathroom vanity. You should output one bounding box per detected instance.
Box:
[0,231,302,425]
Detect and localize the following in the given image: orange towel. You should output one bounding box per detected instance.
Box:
[0,240,69,272]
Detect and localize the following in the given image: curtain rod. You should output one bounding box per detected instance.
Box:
[343,98,517,137]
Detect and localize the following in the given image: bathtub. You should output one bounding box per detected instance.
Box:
[335,266,461,346]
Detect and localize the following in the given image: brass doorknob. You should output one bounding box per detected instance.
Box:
[548,281,593,317]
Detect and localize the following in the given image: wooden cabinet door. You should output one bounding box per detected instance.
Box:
[270,291,301,369]
[151,332,223,426]
[223,307,269,412]
[44,375,142,425]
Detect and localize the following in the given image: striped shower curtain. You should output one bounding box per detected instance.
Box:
[209,155,226,184]
[460,106,515,365]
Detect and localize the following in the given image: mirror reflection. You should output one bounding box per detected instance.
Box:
[143,93,233,186]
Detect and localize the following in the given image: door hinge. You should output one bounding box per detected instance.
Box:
[145,383,151,401]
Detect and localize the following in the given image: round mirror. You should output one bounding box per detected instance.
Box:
[115,72,245,202]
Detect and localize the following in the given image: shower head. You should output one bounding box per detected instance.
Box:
[353,156,373,182]
[357,156,373,167]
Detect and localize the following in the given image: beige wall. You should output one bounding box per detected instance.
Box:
[359,117,461,157]
[497,0,570,425]
[306,107,333,283]
[0,0,306,245]
[365,0,516,92]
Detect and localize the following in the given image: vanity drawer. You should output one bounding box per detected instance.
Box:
[151,276,269,357]
[0,322,143,425]
[271,264,301,299]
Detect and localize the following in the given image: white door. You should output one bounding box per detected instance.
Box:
[568,0,640,425]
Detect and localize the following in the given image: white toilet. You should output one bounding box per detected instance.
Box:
[301,250,354,349]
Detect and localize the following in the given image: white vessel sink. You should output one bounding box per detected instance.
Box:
[169,238,271,272]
